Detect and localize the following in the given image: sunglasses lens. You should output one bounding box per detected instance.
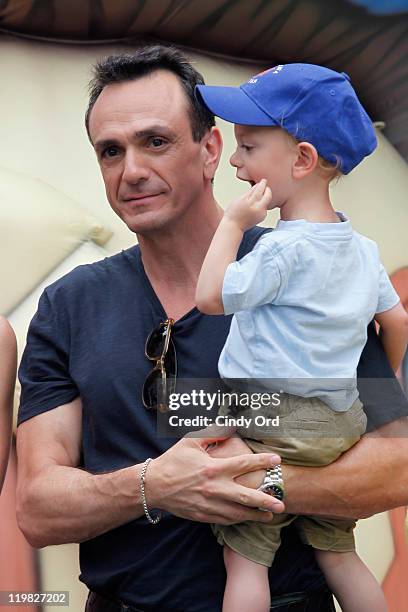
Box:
[142,342,177,411]
[142,368,161,410]
[145,324,169,360]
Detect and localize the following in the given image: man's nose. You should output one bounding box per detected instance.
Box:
[122,150,150,183]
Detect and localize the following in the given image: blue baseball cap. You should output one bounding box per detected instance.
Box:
[196,63,377,174]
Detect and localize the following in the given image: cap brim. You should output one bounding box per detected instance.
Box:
[196,84,275,126]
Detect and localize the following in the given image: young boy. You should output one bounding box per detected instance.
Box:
[195,64,408,612]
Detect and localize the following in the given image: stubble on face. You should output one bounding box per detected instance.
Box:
[88,71,206,237]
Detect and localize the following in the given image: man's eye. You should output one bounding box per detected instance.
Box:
[149,137,166,148]
[103,146,119,158]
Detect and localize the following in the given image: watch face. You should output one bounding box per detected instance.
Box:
[270,484,284,501]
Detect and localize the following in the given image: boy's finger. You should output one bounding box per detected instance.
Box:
[248,179,266,199]
[252,195,271,213]
[255,179,267,194]
[264,186,273,202]
[245,186,257,203]
[257,187,273,208]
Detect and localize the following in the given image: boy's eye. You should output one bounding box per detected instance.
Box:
[241,144,253,152]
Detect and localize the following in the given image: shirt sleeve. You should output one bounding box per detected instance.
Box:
[222,242,282,314]
[357,322,408,431]
[376,262,400,313]
[18,289,79,425]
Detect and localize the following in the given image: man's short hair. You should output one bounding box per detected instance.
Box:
[85,44,215,142]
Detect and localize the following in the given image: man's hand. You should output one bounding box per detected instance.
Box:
[207,434,270,490]
[224,179,273,232]
[17,403,280,548]
[147,431,284,524]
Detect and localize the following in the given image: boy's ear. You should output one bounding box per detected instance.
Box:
[292,142,318,178]
[202,127,223,181]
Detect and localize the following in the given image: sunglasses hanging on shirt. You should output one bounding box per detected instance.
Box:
[142,318,177,413]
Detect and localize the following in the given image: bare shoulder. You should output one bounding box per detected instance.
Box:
[0,317,16,423]
[0,317,16,376]
[0,316,17,352]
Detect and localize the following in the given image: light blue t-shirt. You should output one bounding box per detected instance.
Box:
[220,213,400,410]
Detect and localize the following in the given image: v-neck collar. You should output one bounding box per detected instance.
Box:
[125,245,202,328]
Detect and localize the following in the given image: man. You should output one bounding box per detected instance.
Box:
[16,45,408,612]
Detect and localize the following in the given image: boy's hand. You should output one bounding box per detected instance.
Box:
[225,179,273,232]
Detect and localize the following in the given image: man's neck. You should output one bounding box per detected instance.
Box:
[137,197,224,320]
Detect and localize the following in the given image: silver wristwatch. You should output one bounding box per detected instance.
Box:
[257,465,284,501]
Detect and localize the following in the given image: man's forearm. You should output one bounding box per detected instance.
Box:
[17,463,145,547]
[17,435,283,549]
[283,418,408,518]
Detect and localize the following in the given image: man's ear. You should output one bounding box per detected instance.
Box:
[292,142,318,179]
[202,127,223,181]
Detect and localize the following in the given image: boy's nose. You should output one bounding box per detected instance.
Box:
[229,149,241,167]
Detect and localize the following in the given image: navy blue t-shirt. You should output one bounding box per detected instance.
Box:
[18,227,407,611]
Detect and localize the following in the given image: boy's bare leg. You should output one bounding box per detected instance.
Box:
[223,545,270,612]
[208,434,282,612]
[315,549,387,612]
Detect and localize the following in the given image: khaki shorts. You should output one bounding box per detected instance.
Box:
[212,393,367,566]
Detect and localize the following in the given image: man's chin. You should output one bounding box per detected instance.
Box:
[111,204,161,233]
[121,211,171,236]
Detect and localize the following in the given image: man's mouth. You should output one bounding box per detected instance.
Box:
[122,193,162,203]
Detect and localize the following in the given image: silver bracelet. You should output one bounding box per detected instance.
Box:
[140,458,162,525]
